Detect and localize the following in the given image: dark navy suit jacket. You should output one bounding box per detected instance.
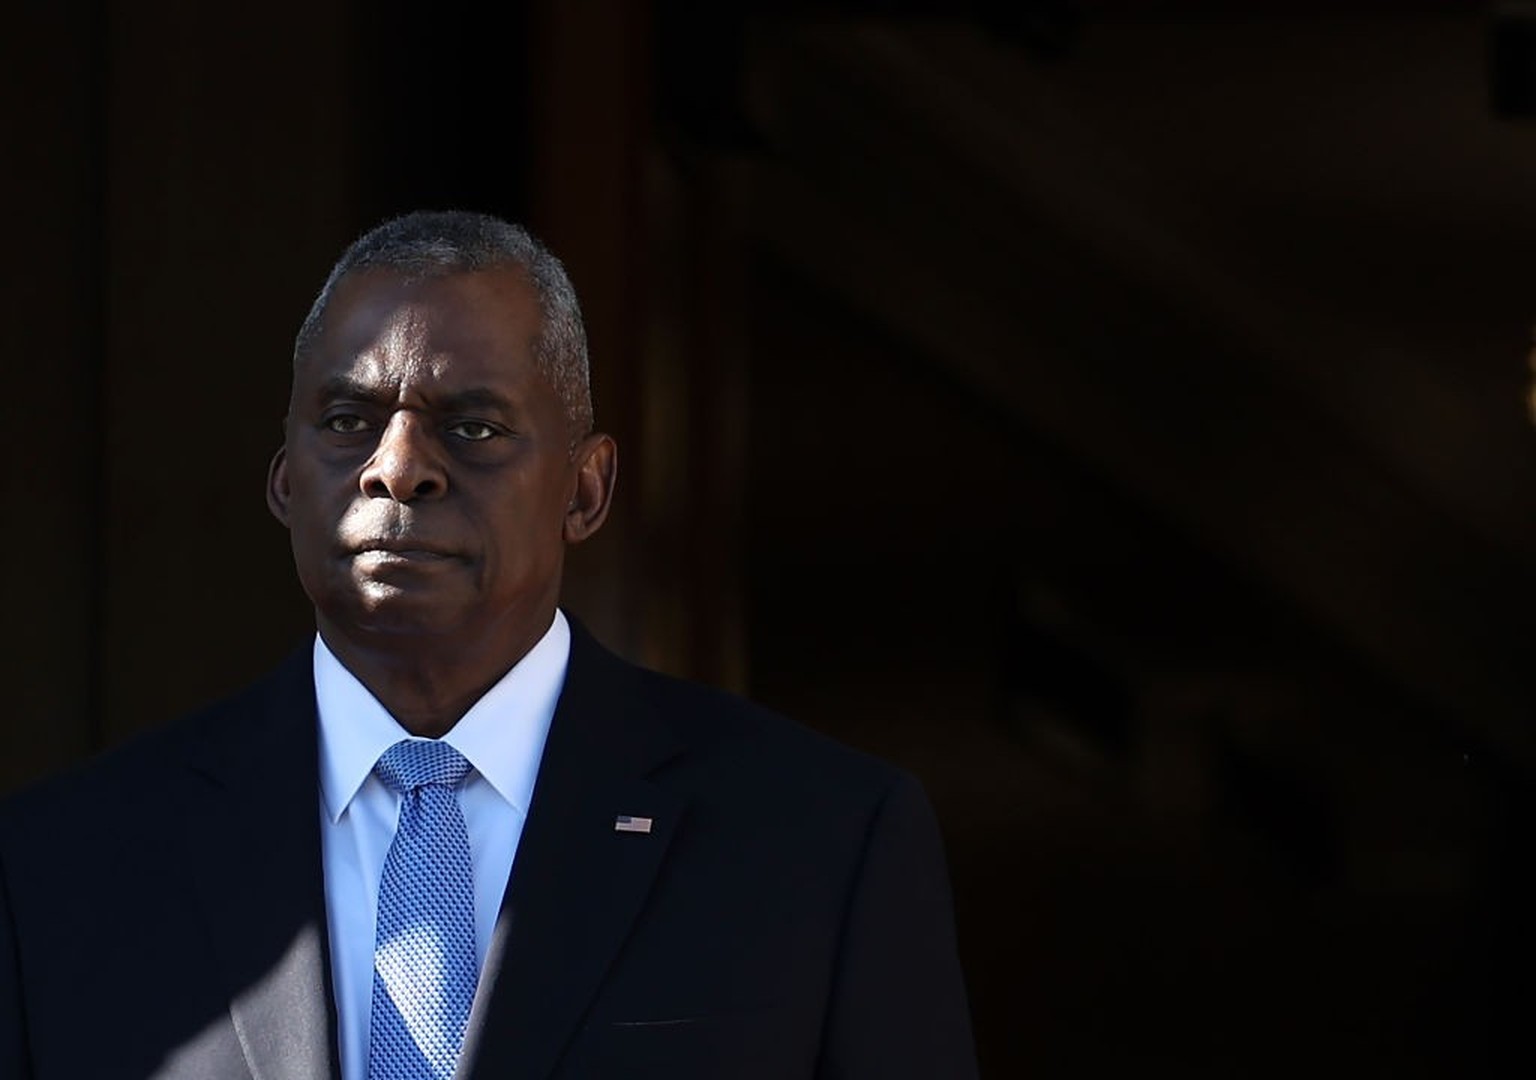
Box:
[0,622,977,1078]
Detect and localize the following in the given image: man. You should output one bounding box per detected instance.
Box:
[0,211,977,1078]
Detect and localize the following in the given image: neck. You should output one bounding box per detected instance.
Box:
[317,610,555,737]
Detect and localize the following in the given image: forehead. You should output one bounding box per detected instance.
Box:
[299,267,543,391]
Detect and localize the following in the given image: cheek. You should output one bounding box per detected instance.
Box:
[488,503,568,576]
[283,485,347,579]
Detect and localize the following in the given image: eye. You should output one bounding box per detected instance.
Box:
[446,419,499,442]
[324,414,371,434]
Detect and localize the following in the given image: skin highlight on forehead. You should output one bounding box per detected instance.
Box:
[361,303,433,374]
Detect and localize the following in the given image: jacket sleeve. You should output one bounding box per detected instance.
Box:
[816,771,979,1080]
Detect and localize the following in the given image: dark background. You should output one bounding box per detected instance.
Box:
[6,1,1536,1075]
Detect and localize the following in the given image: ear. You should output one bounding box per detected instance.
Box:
[266,446,292,527]
[563,433,617,544]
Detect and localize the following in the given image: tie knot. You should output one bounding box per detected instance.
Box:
[374,739,472,794]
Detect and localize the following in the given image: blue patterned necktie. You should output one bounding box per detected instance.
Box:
[369,739,478,1080]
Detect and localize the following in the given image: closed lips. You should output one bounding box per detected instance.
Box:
[352,542,458,558]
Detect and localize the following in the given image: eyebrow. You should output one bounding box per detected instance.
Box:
[436,387,517,414]
[314,376,516,415]
[315,375,389,404]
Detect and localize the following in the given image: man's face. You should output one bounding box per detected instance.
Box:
[268,267,608,659]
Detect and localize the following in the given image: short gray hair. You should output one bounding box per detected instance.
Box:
[294,210,592,436]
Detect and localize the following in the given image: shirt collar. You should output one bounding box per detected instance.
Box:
[315,610,571,823]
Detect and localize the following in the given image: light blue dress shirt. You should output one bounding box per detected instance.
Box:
[315,611,568,1080]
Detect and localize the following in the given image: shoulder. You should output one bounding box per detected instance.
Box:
[644,664,898,782]
[0,649,310,849]
[564,622,918,819]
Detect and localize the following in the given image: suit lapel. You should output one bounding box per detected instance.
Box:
[465,626,687,1080]
[183,649,341,1080]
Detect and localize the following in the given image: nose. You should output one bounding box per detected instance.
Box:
[359,412,447,502]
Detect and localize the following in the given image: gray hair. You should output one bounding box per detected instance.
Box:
[294,210,592,437]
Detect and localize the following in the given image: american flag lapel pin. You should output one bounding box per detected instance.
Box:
[614,814,653,834]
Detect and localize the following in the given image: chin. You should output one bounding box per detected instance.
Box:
[327,583,471,641]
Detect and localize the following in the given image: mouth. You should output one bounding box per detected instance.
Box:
[347,540,461,562]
